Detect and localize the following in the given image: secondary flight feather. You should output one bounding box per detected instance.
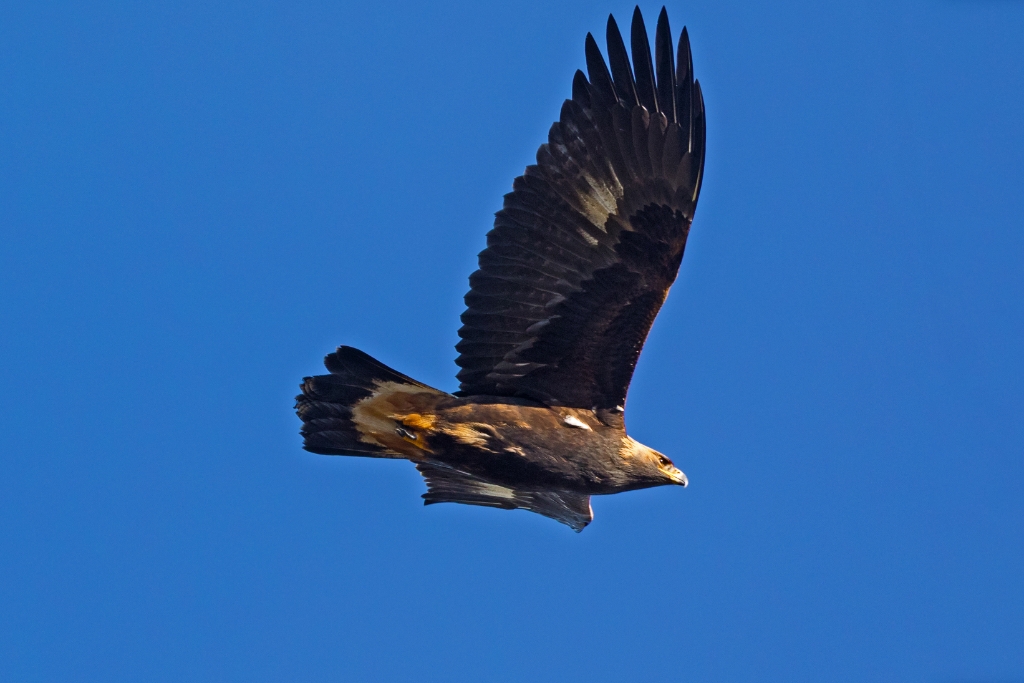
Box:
[296,6,706,531]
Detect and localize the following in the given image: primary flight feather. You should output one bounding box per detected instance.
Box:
[296,6,706,531]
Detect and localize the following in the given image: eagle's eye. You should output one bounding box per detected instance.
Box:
[657,455,671,467]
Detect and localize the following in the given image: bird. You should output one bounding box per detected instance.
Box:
[295,6,705,532]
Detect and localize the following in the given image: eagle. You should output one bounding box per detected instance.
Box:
[296,6,706,531]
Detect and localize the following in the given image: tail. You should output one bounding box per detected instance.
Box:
[296,346,444,458]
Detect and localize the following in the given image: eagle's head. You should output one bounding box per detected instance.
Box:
[617,436,688,490]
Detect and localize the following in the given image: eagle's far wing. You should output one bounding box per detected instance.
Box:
[416,462,593,532]
[454,8,706,416]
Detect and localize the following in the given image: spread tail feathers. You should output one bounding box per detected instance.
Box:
[295,346,443,458]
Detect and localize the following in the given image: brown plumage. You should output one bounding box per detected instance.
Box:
[296,6,705,531]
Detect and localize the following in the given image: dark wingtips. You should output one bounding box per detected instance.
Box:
[606,12,638,105]
[694,78,706,124]
[691,78,707,202]
[679,26,693,79]
[584,30,600,64]
[654,6,675,121]
[682,28,692,75]
[629,5,657,113]
[573,7,705,200]
[584,30,616,107]
[571,69,591,106]
[604,14,624,51]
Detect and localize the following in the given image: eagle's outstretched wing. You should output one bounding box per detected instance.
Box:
[416,462,594,532]
[455,7,706,416]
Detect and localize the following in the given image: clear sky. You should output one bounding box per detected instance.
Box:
[2,1,1022,681]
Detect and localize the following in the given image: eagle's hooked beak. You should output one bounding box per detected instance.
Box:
[655,454,688,487]
[666,466,688,487]
[646,443,689,487]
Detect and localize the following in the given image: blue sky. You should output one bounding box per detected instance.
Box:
[2,1,1022,681]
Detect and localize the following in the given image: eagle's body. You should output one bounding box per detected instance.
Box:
[359,391,662,496]
[296,6,705,531]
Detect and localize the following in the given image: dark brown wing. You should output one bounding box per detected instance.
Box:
[416,462,593,532]
[455,8,706,413]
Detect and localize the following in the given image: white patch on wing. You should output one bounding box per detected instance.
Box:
[477,482,516,499]
[580,171,622,221]
[562,415,592,430]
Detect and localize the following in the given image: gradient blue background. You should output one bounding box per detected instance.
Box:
[2,1,1022,681]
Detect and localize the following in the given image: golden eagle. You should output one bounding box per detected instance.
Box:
[296,6,705,531]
